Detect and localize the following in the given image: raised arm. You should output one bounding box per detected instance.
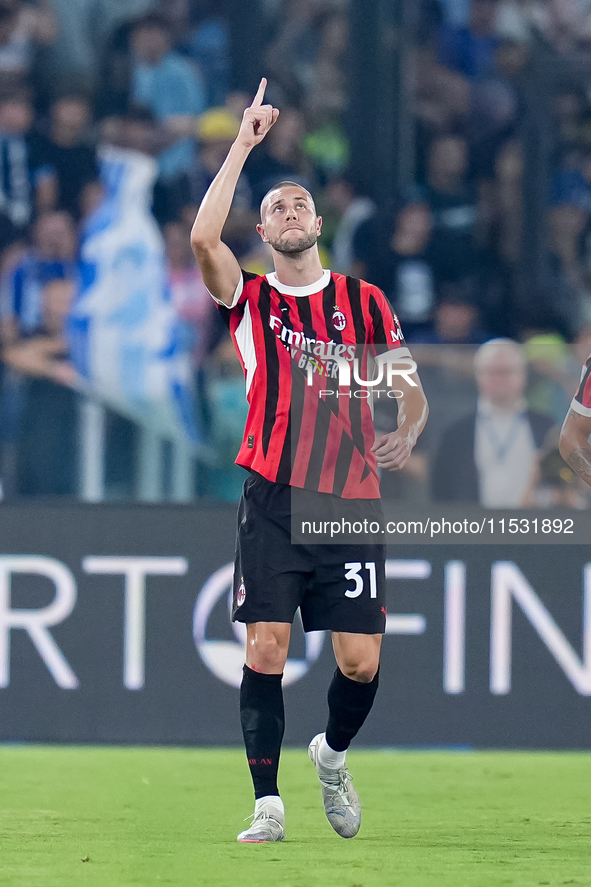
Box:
[190,79,279,306]
[559,407,591,486]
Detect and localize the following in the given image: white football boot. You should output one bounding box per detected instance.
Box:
[308,733,361,838]
[237,798,285,843]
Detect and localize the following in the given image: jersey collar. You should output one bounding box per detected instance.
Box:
[266,269,331,297]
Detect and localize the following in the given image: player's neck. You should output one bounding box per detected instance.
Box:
[271,248,324,288]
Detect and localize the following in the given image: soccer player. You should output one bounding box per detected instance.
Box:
[191,80,428,843]
[559,353,591,485]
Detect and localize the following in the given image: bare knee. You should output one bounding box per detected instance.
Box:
[246,623,290,673]
[250,636,286,672]
[338,660,379,683]
[332,632,381,683]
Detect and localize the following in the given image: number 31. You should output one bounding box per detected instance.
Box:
[344,562,377,598]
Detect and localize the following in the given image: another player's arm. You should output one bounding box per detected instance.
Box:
[190,79,279,306]
[372,369,429,472]
[558,407,591,486]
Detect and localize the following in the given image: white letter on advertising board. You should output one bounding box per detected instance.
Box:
[83,556,188,689]
[490,561,591,695]
[383,560,429,635]
[0,556,78,688]
[443,560,466,694]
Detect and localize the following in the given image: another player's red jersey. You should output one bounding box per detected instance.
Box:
[572,353,591,416]
[216,270,410,498]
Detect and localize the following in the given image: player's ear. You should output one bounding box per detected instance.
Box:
[256,222,268,242]
[316,215,323,235]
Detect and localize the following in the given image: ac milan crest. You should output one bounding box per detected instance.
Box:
[236,580,246,607]
[332,308,346,331]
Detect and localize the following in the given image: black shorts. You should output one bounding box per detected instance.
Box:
[232,472,386,634]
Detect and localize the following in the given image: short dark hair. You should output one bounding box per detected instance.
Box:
[260,180,315,218]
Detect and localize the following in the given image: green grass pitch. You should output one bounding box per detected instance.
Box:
[0,746,589,887]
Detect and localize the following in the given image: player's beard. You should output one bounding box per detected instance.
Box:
[267,231,318,255]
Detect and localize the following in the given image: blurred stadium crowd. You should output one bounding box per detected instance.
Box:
[1,0,591,503]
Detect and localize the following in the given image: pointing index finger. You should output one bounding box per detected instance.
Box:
[251,77,267,108]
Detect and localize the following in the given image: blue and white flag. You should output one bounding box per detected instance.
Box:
[69,145,198,442]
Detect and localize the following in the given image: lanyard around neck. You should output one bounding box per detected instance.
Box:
[480,410,526,463]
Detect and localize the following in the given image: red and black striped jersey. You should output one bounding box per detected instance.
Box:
[572,354,591,416]
[215,269,410,498]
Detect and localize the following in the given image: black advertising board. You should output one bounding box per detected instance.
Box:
[0,503,589,747]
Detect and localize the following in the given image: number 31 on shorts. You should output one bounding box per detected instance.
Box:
[344,562,377,598]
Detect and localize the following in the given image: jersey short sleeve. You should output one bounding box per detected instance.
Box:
[208,269,254,310]
[572,355,591,417]
[368,287,412,365]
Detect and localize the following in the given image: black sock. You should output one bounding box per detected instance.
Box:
[325,667,379,752]
[240,664,284,799]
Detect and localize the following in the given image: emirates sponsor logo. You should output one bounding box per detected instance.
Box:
[268,314,356,361]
